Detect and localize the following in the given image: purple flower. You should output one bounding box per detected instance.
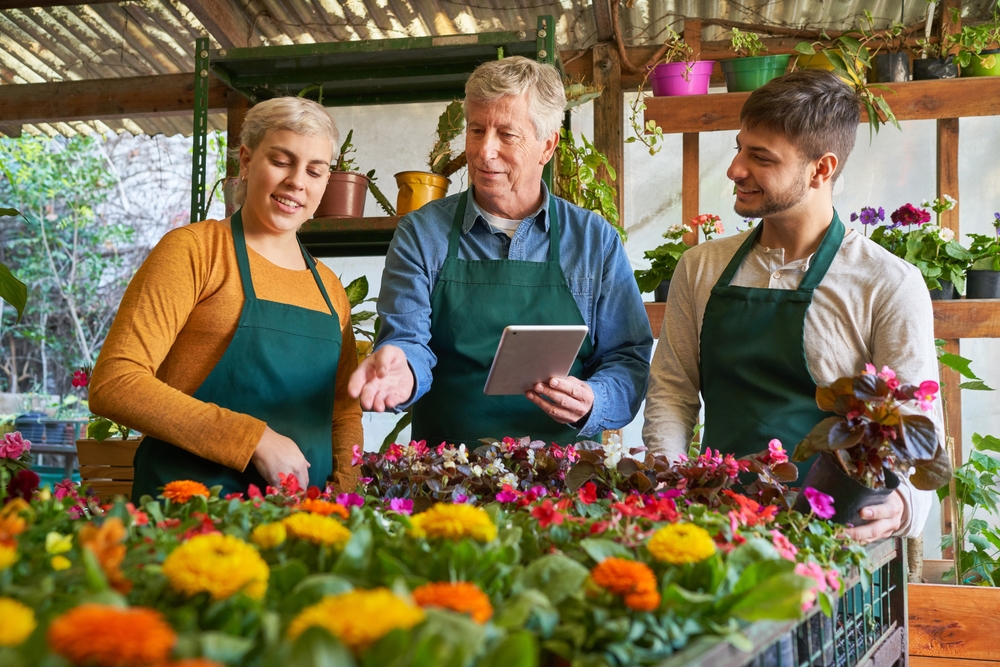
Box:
[0,432,30,460]
[852,206,885,226]
[495,489,518,503]
[803,487,836,519]
[388,498,413,515]
[336,492,365,508]
[993,212,1000,235]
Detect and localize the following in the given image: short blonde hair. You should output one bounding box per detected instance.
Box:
[231,97,339,207]
[464,56,565,140]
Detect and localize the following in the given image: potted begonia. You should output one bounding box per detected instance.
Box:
[634,214,724,302]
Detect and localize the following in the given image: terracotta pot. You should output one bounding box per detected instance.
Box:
[314,171,370,219]
[394,171,450,216]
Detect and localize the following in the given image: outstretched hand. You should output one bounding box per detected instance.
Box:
[526,376,594,426]
[348,344,415,412]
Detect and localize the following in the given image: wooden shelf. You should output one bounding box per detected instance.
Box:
[645,299,1000,340]
[644,76,1000,134]
[298,216,400,257]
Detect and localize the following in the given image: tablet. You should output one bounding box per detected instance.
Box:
[483,325,589,396]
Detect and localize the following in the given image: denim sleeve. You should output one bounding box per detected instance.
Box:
[577,228,654,437]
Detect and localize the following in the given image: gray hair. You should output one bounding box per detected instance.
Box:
[229,97,339,208]
[464,56,565,140]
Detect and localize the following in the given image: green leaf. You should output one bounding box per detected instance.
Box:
[519,554,589,605]
[344,276,369,307]
[270,559,309,595]
[938,352,981,379]
[479,631,538,667]
[287,626,356,667]
[380,412,412,453]
[974,434,1000,454]
[729,573,815,621]
[960,380,995,391]
[0,262,27,323]
[579,538,633,564]
[200,632,256,663]
[333,524,372,576]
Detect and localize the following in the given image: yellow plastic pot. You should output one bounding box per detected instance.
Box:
[796,49,845,71]
[394,171,450,216]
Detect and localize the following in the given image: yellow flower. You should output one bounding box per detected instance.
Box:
[51,555,72,571]
[251,522,287,549]
[288,588,424,653]
[647,523,717,565]
[282,512,352,549]
[0,597,35,647]
[0,544,17,571]
[409,503,497,543]
[163,533,269,600]
[46,531,73,554]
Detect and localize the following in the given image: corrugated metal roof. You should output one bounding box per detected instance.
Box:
[1,0,997,137]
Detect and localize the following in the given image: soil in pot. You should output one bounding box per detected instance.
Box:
[929,279,958,300]
[314,171,370,219]
[871,52,910,82]
[967,270,1000,298]
[654,280,670,302]
[394,171,450,216]
[719,55,791,92]
[791,452,900,526]
[913,56,958,80]
[649,61,715,96]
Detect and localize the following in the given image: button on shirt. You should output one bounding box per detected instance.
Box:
[375,183,653,437]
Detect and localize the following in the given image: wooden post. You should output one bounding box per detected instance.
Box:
[592,43,625,224]
[937,118,960,234]
[681,20,703,246]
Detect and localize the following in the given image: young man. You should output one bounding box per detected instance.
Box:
[642,70,942,543]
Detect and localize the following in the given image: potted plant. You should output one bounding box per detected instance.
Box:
[315,129,395,219]
[634,214,724,301]
[790,365,952,526]
[719,28,791,92]
[646,28,714,97]
[858,13,910,82]
[951,12,1000,77]
[965,212,1000,298]
[554,128,624,242]
[344,275,378,361]
[394,100,465,216]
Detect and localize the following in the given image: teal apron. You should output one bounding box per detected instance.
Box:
[410,191,595,446]
[132,209,342,500]
[699,213,845,478]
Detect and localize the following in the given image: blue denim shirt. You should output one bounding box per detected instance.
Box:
[374,182,653,437]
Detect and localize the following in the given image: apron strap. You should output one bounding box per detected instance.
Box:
[301,246,337,316]
[448,189,562,262]
[714,224,762,288]
[231,209,257,302]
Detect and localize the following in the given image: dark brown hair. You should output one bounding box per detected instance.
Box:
[740,69,860,179]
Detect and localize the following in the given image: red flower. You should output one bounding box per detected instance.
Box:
[306,486,321,500]
[180,512,219,541]
[72,369,90,388]
[531,499,566,528]
[5,469,39,502]
[578,481,598,504]
[722,489,778,527]
[247,484,263,499]
[589,520,609,535]
[278,472,301,495]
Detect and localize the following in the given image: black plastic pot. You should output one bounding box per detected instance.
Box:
[967,270,1000,299]
[791,452,900,526]
[654,280,671,302]
[928,279,957,300]
[913,56,958,80]
[872,53,910,82]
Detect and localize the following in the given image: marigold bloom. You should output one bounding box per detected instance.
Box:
[591,557,661,611]
[79,517,132,594]
[0,597,35,646]
[0,512,27,545]
[287,588,425,653]
[409,503,497,543]
[250,522,287,549]
[162,480,211,503]
[412,581,493,623]
[647,523,716,564]
[299,498,350,519]
[0,544,17,570]
[282,512,352,549]
[162,533,269,600]
[47,604,176,666]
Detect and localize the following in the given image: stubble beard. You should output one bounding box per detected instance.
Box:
[733,176,809,220]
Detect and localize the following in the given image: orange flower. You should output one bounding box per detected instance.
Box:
[299,499,350,519]
[79,517,132,594]
[412,581,493,623]
[591,557,661,612]
[162,480,210,503]
[167,660,226,667]
[0,500,29,546]
[48,604,176,666]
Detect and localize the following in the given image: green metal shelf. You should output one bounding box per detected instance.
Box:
[298,216,399,257]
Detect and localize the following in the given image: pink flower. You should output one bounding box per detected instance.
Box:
[795,561,829,611]
[526,485,547,502]
[410,440,430,457]
[454,493,470,504]
[770,529,798,561]
[803,487,836,519]
[336,492,365,508]
[0,432,30,460]
[54,479,78,500]
[877,366,900,390]
[767,439,788,465]
[577,481,598,505]
[495,485,519,503]
[384,443,404,463]
[915,380,939,411]
[388,498,413,515]
[351,444,364,466]
[72,369,90,388]
[825,570,841,593]
[864,363,877,375]
[890,203,931,228]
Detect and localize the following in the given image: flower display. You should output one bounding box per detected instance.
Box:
[47,604,176,667]
[79,517,131,594]
[0,597,35,646]
[412,581,494,623]
[281,511,352,548]
[647,523,716,564]
[635,212,725,293]
[591,557,661,611]
[161,480,210,503]
[287,588,425,651]
[162,533,269,600]
[299,498,350,518]
[409,502,497,543]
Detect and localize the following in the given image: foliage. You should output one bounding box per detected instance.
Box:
[67,366,131,442]
[344,275,379,345]
[729,28,767,58]
[626,29,693,156]
[948,13,1000,70]
[967,212,1000,271]
[554,129,624,242]
[792,365,951,491]
[937,339,996,392]
[332,130,395,216]
[634,214,724,293]
[852,10,907,55]
[428,100,466,178]
[0,209,27,324]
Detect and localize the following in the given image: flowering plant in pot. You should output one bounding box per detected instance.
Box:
[719,28,791,92]
[790,365,952,525]
[634,214,724,301]
[965,212,1000,298]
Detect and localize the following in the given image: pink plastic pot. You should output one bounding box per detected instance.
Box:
[649,61,715,96]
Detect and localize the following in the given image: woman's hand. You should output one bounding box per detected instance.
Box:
[348,345,415,411]
[251,425,311,488]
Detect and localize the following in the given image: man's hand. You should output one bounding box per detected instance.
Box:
[251,425,311,488]
[526,376,594,426]
[844,489,905,544]
[348,344,415,412]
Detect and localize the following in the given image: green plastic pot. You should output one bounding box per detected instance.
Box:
[961,48,1000,76]
[719,55,792,92]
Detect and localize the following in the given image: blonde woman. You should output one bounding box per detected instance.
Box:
[90,97,362,500]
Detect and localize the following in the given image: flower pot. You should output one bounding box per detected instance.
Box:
[912,56,958,80]
[653,280,670,302]
[394,171,450,216]
[719,55,791,92]
[929,279,958,300]
[961,48,1000,77]
[648,61,715,96]
[795,49,844,71]
[791,452,900,526]
[966,270,1000,298]
[314,171,370,219]
[871,52,910,82]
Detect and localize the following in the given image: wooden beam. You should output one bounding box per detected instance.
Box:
[681,133,699,245]
[909,582,1000,661]
[0,0,115,6]
[937,118,960,234]
[591,0,614,42]
[180,0,261,50]
[0,74,228,125]
[0,123,22,138]
[592,42,624,225]
[683,19,702,61]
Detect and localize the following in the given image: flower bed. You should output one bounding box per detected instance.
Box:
[0,435,885,667]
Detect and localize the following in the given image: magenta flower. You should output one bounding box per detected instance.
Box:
[0,432,30,459]
[767,439,788,465]
[915,380,939,411]
[803,487,836,519]
[495,487,518,503]
[336,492,365,508]
[388,498,413,515]
[889,203,931,228]
[351,444,364,466]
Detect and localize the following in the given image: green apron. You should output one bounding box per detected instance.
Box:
[410,191,595,446]
[699,212,845,478]
[132,209,342,500]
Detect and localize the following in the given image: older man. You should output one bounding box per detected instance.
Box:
[349,56,651,445]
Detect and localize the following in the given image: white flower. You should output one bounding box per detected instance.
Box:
[526,449,536,465]
[663,223,688,240]
[602,438,625,468]
[485,460,508,476]
[455,444,469,465]
[499,473,519,487]
[943,194,957,209]
[935,226,955,242]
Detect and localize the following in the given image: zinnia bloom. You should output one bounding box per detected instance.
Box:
[0,544,17,571]
[299,498,350,519]
[161,480,210,503]
[282,512,353,548]
[287,588,425,653]
[162,533,269,600]
[48,604,176,666]
[591,557,661,612]
[803,487,836,520]
[250,522,287,549]
[409,503,497,543]
[0,597,35,646]
[647,523,716,564]
[79,517,132,594]
[412,581,493,623]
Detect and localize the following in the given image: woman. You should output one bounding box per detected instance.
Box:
[89,97,362,500]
